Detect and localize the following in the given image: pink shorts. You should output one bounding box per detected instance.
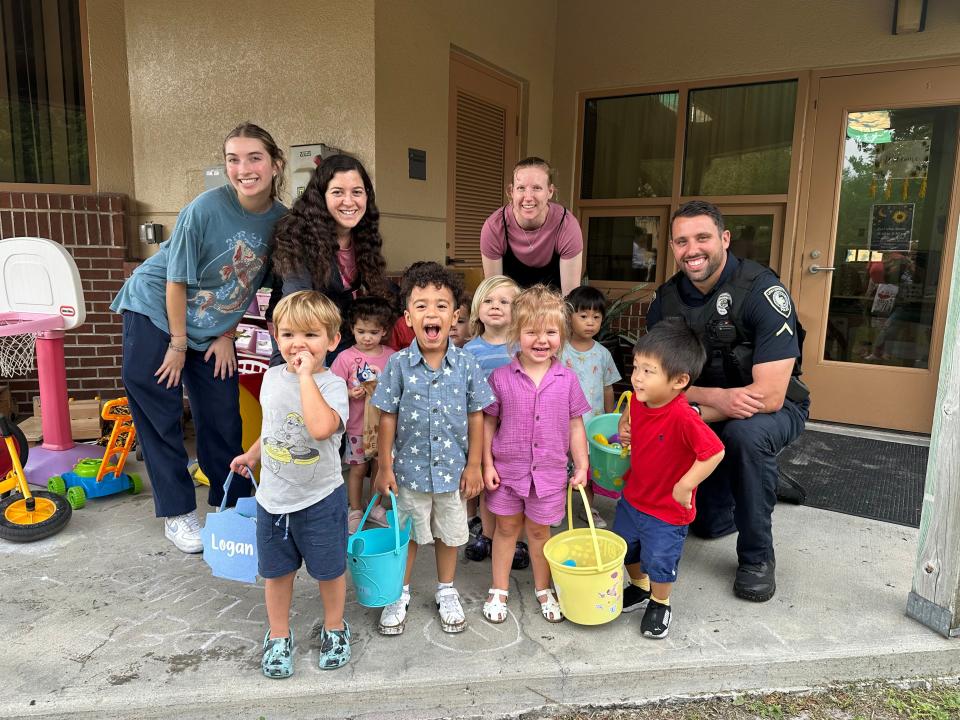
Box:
[486,479,565,526]
[344,434,369,465]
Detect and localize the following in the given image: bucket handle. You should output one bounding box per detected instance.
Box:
[218,466,259,513]
[614,390,632,415]
[565,484,603,569]
[349,490,408,556]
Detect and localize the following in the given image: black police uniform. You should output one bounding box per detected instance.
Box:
[646,254,809,573]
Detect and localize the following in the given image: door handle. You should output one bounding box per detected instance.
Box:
[809,265,836,274]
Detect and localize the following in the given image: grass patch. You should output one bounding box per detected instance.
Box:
[533,680,960,720]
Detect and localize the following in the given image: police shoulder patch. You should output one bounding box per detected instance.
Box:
[763,286,792,319]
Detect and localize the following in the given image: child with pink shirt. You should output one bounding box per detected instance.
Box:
[481,285,591,624]
[330,296,396,532]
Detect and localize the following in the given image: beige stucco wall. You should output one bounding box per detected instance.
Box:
[85,0,135,198]
[551,0,960,206]
[374,0,557,272]
[122,0,376,255]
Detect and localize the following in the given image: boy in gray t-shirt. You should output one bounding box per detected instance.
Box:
[231,290,350,679]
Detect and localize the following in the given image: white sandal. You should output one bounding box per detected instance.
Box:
[482,588,509,624]
[536,588,564,623]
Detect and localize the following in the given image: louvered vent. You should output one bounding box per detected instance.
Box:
[453,91,506,265]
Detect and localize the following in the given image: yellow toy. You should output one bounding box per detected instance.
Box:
[0,414,72,540]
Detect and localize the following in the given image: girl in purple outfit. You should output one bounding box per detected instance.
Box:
[480,285,591,624]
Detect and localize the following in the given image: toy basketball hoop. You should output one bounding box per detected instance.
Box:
[0,238,99,472]
[0,313,65,377]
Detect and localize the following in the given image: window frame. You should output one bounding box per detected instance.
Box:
[0,0,96,192]
[574,70,809,287]
[578,205,670,292]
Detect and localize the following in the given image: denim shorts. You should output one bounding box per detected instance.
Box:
[612,498,688,584]
[257,484,348,581]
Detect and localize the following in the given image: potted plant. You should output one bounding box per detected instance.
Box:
[596,283,654,353]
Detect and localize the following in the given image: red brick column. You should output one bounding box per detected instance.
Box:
[0,192,128,420]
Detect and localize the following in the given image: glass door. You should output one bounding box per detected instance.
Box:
[798,67,960,432]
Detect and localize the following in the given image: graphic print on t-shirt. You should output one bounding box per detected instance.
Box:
[262,411,321,483]
[190,231,265,325]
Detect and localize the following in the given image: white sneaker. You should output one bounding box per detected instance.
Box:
[578,506,607,529]
[378,591,410,635]
[164,511,203,553]
[435,586,466,633]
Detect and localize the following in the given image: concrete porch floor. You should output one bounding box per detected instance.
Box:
[2,452,956,720]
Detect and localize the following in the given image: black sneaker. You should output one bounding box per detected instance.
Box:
[511,541,530,570]
[464,534,491,561]
[640,599,671,639]
[621,583,651,613]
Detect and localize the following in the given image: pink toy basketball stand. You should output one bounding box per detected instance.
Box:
[0,237,102,481]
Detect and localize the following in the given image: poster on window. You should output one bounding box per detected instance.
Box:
[869,203,914,252]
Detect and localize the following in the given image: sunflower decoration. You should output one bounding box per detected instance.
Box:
[891,209,909,225]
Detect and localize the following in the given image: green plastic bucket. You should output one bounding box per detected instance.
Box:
[585,391,631,493]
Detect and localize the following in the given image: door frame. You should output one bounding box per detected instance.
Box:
[791,59,960,431]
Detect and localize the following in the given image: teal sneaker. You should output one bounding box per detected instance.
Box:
[261,630,294,679]
[318,620,351,670]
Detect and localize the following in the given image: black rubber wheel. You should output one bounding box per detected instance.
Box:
[0,420,29,477]
[0,491,72,542]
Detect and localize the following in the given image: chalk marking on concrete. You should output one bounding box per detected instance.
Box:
[421,614,523,654]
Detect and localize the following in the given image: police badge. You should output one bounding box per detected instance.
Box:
[716,292,733,316]
[764,286,792,318]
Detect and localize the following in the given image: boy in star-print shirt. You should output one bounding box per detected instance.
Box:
[372,262,494,637]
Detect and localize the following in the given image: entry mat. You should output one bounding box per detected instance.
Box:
[778,429,927,528]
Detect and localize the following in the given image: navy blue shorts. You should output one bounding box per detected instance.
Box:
[612,498,688,584]
[257,484,348,581]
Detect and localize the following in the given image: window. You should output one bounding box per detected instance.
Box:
[0,0,89,185]
[580,91,678,199]
[578,77,800,286]
[683,81,797,196]
[585,215,661,283]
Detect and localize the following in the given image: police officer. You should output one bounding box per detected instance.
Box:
[645,200,809,602]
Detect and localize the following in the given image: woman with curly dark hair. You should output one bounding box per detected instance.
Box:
[267,154,390,367]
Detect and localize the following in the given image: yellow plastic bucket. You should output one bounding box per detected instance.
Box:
[544,485,627,625]
[586,391,631,492]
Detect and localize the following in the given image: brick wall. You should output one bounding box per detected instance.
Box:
[0,192,127,419]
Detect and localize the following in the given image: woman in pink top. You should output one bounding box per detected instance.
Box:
[481,285,591,624]
[480,158,583,296]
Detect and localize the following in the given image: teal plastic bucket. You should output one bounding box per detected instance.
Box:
[586,392,631,493]
[347,491,411,607]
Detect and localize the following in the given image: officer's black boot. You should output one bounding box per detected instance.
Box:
[734,558,776,602]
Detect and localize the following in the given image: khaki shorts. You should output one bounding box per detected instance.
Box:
[396,486,469,547]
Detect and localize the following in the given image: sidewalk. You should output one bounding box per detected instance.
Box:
[3,457,957,720]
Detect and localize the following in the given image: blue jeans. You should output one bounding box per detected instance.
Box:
[690,398,809,564]
[121,311,250,517]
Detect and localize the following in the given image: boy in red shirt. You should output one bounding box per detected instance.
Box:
[616,319,725,639]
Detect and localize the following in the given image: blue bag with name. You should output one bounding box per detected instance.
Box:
[200,468,259,583]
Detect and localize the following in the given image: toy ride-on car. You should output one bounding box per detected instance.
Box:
[48,398,142,510]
